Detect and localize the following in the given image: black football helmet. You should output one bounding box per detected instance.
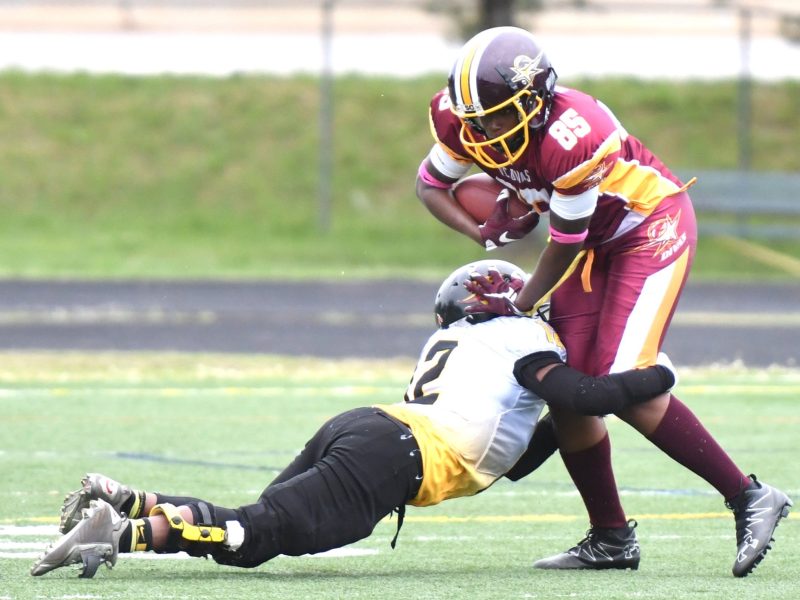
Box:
[434,259,528,328]
[447,26,558,169]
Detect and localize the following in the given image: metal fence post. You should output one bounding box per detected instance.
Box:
[319,0,334,233]
[737,7,752,172]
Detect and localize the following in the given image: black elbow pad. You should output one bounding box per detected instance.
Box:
[513,351,564,391]
[530,364,674,416]
[515,351,673,416]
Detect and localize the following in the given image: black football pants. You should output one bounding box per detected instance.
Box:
[214,407,422,568]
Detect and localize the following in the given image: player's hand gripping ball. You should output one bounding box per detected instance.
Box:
[452,174,539,250]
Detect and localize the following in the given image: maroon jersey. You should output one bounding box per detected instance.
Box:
[427,86,689,248]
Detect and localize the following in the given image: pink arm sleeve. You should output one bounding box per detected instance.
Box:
[548,225,588,244]
[418,161,453,190]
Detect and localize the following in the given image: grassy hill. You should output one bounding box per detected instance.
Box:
[0,71,797,280]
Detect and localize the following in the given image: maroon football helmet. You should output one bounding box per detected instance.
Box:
[447,27,558,169]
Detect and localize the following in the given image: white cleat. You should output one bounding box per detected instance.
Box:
[33,499,126,578]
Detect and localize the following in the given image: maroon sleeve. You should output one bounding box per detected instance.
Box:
[537,89,622,195]
[428,88,471,161]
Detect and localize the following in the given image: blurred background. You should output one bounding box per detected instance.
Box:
[0,0,797,362]
[2,0,799,79]
[1,0,798,274]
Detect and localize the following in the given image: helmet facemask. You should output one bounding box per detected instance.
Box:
[455,90,544,169]
[447,26,558,169]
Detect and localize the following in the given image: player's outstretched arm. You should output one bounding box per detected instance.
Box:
[514,351,676,416]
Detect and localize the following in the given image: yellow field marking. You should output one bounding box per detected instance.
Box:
[680,384,800,395]
[0,385,397,398]
[0,351,798,387]
[1,381,799,399]
[4,512,731,527]
[404,512,729,524]
[718,235,800,276]
[0,517,59,525]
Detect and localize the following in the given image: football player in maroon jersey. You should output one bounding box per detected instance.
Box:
[416,26,791,576]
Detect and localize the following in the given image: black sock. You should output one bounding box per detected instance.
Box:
[119,490,146,519]
[118,518,153,553]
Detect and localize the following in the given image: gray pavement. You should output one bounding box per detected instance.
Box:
[0,280,797,367]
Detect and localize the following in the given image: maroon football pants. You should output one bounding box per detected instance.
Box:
[549,191,697,375]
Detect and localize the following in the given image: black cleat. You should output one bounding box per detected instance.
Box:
[533,519,640,570]
[726,474,792,577]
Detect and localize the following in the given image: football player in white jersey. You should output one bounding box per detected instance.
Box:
[31,260,676,578]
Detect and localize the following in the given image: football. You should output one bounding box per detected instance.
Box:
[452,173,530,223]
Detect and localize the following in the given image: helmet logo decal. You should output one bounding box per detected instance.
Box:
[509,51,545,87]
[448,29,556,168]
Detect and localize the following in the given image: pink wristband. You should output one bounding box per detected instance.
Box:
[549,224,588,244]
[418,161,453,189]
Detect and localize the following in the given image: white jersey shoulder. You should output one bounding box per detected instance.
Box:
[399,316,564,480]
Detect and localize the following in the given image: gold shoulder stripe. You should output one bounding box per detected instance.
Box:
[552,131,621,189]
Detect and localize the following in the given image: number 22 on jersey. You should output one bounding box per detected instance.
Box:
[404,338,458,405]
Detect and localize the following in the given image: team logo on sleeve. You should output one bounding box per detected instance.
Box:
[509,51,545,87]
[584,163,607,188]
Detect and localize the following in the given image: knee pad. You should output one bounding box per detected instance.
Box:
[149,502,244,558]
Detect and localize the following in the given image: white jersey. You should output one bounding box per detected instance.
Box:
[378,316,566,506]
